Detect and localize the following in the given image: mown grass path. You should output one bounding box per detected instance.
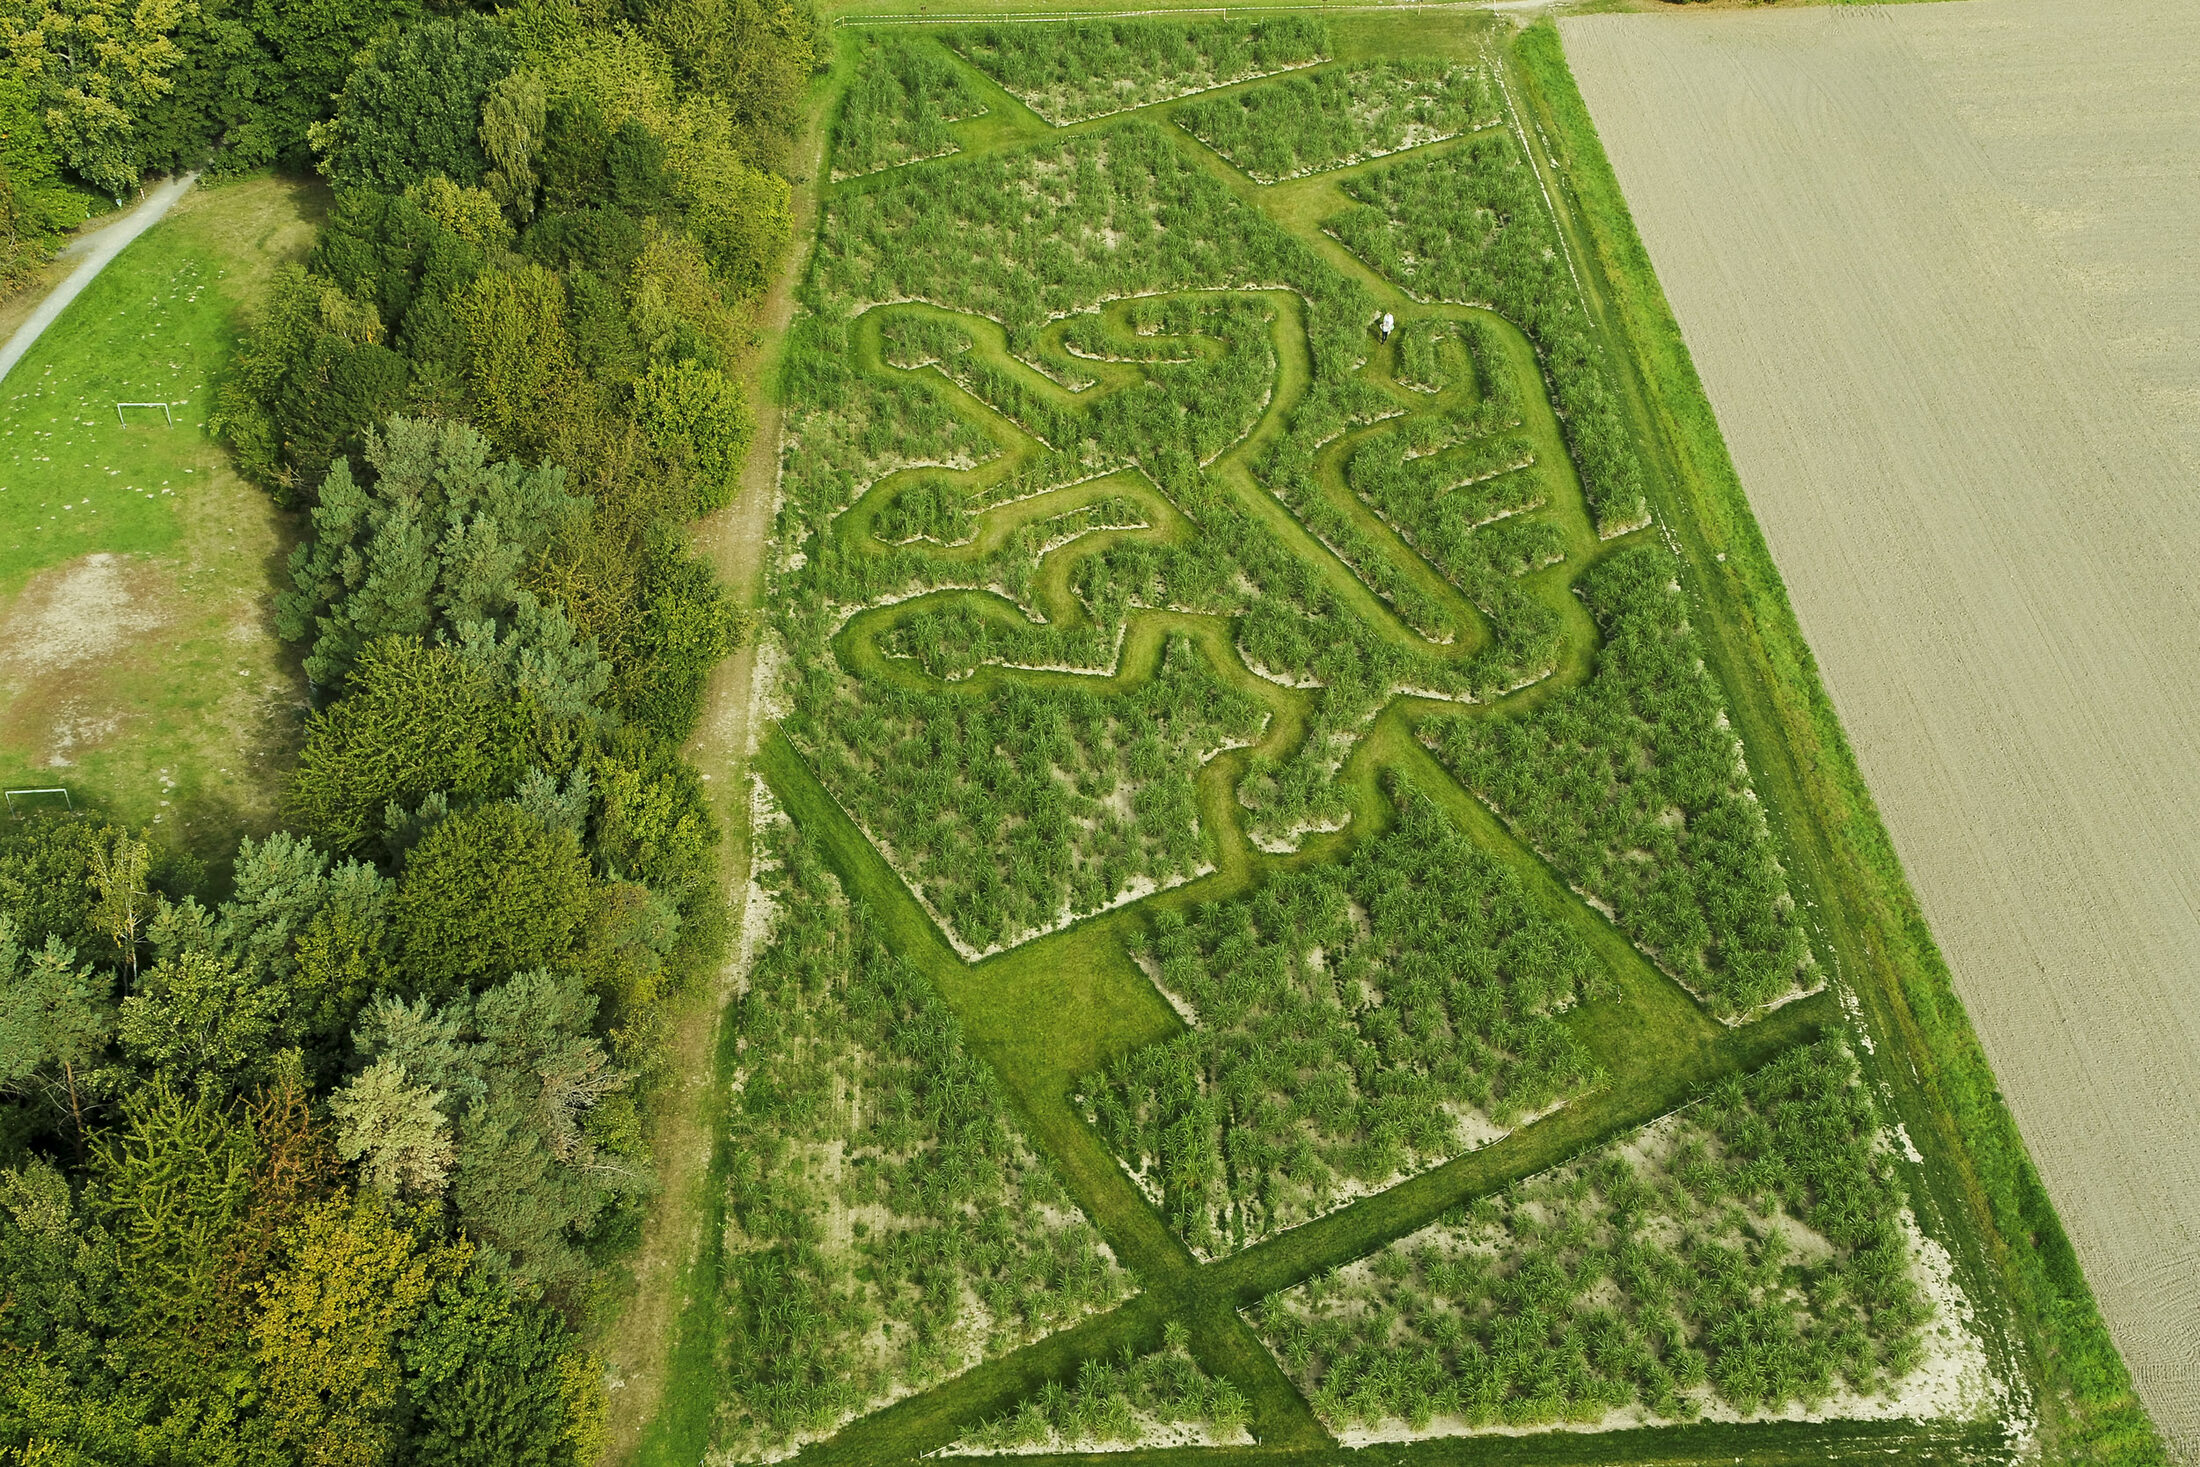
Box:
[644,15,2018,1466]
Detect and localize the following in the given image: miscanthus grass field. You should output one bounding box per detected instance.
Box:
[629,11,2156,1467]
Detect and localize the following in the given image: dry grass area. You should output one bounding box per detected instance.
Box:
[1562,3,2200,1456]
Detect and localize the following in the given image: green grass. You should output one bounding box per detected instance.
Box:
[625,11,2113,1465]
[0,230,231,585]
[1508,19,2162,1465]
[0,176,320,862]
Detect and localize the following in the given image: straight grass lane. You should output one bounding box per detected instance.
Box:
[762,727,1335,1450]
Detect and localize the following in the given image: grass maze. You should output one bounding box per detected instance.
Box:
[680,17,1996,1464]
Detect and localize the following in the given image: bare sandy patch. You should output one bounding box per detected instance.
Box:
[0,553,174,764]
[0,552,170,674]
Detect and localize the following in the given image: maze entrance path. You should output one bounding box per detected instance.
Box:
[716,16,2005,1465]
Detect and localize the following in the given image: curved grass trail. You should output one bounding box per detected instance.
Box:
[670,19,1996,1467]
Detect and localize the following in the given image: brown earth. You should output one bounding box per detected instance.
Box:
[1561,3,2200,1456]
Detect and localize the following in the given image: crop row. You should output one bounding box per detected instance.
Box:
[716,811,1135,1456]
[1176,60,1500,184]
[944,14,1328,125]
[1430,546,1815,1017]
[1086,777,1607,1257]
[951,1324,1251,1452]
[1329,132,1650,537]
[1256,1039,1926,1428]
[833,37,988,181]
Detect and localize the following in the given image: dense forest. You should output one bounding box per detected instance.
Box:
[0,0,815,1460]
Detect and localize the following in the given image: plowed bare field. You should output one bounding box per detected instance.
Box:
[1562,3,2200,1456]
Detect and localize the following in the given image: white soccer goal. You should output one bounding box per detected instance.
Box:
[3,787,73,816]
[116,401,174,427]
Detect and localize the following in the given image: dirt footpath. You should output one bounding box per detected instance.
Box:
[595,95,824,1462]
[1562,3,2200,1457]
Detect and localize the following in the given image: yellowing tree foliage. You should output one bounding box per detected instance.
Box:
[0,0,189,193]
[253,1197,461,1467]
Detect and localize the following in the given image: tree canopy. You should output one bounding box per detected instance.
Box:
[0,0,812,1456]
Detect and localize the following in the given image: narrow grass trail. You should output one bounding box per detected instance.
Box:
[678,20,1967,1465]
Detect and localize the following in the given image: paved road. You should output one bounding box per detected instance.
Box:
[0,172,198,388]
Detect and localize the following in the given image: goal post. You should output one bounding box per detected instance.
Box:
[116,401,174,427]
[3,787,73,816]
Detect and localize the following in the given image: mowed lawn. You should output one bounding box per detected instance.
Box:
[0,175,321,858]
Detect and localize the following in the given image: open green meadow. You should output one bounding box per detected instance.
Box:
[0,176,319,855]
[634,10,2140,1467]
[0,221,228,581]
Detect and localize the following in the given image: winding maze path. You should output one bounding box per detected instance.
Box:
[752,25,1980,1464]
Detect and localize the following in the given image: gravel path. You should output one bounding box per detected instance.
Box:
[0,173,198,388]
[1563,4,2200,1456]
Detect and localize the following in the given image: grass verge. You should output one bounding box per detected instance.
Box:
[1510,20,2164,1465]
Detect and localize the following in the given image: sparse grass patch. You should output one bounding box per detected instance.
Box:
[946,15,1328,126]
[1,236,223,584]
[0,176,318,855]
[1176,61,1500,184]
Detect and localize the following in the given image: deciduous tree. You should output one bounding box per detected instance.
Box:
[0,0,190,193]
[310,14,515,193]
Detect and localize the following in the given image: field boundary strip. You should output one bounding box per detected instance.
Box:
[837,3,1491,27]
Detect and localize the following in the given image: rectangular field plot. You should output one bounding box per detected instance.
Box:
[691,14,2032,1464]
[944,15,1326,125]
[1563,5,2200,1454]
[1175,61,1500,184]
[832,37,988,180]
[1255,1040,1998,1438]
